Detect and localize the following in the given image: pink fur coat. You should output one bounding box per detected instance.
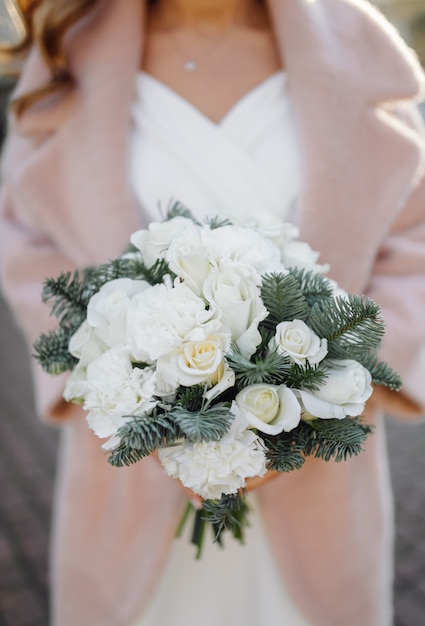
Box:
[1,0,425,624]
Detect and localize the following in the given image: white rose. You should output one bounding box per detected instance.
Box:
[156,333,231,390]
[297,359,373,419]
[130,216,195,268]
[158,408,266,499]
[87,278,149,348]
[236,383,301,434]
[203,261,268,358]
[126,281,220,362]
[273,319,328,367]
[281,241,330,274]
[201,225,283,274]
[68,320,106,367]
[166,229,210,295]
[83,347,157,438]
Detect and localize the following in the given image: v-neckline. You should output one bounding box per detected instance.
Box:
[136,70,287,128]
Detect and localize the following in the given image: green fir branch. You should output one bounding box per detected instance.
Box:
[166,200,197,222]
[263,430,306,472]
[302,418,374,463]
[205,216,233,229]
[42,271,88,324]
[308,294,385,360]
[201,493,250,544]
[108,412,181,467]
[169,404,233,443]
[33,326,79,375]
[289,267,334,308]
[357,354,403,391]
[285,361,329,392]
[226,345,291,387]
[174,385,207,412]
[260,272,310,329]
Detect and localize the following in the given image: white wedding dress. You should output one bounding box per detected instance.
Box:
[128,71,312,626]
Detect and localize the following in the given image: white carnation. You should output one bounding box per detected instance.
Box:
[87,278,149,348]
[83,347,157,439]
[158,408,266,499]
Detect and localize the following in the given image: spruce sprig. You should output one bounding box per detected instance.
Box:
[289,267,334,308]
[260,272,310,328]
[201,493,250,544]
[42,270,88,325]
[263,431,306,472]
[108,412,181,467]
[166,200,197,222]
[169,404,234,443]
[302,418,374,463]
[309,294,385,360]
[226,345,291,387]
[33,326,79,374]
[357,354,403,391]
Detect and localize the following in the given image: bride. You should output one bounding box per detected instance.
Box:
[1,1,425,624]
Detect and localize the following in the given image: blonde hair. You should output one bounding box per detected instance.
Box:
[1,0,98,117]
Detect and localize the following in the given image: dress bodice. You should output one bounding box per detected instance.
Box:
[129,71,302,227]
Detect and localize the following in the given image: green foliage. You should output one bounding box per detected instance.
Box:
[302,417,374,463]
[260,272,310,328]
[289,267,334,308]
[42,270,88,325]
[169,404,234,443]
[263,431,306,472]
[226,345,291,387]
[205,216,233,229]
[166,200,197,222]
[358,354,403,391]
[108,412,181,467]
[33,326,79,374]
[264,417,373,469]
[201,493,250,544]
[309,294,385,360]
[285,361,329,392]
[174,385,206,412]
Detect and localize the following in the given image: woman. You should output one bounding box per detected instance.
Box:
[1,0,425,624]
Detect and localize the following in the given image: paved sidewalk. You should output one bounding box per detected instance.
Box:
[0,289,425,625]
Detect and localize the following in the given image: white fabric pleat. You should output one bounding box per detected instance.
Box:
[129,71,302,226]
[128,71,311,626]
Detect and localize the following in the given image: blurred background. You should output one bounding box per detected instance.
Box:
[1,1,425,624]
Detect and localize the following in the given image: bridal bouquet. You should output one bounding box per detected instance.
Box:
[34,203,401,555]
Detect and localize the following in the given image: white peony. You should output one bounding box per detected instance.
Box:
[297,359,373,419]
[158,407,266,499]
[203,261,268,358]
[87,278,149,348]
[83,347,157,439]
[130,216,195,268]
[272,319,328,367]
[156,333,231,390]
[126,281,221,362]
[235,383,301,434]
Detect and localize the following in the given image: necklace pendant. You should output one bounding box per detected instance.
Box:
[183,60,197,73]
